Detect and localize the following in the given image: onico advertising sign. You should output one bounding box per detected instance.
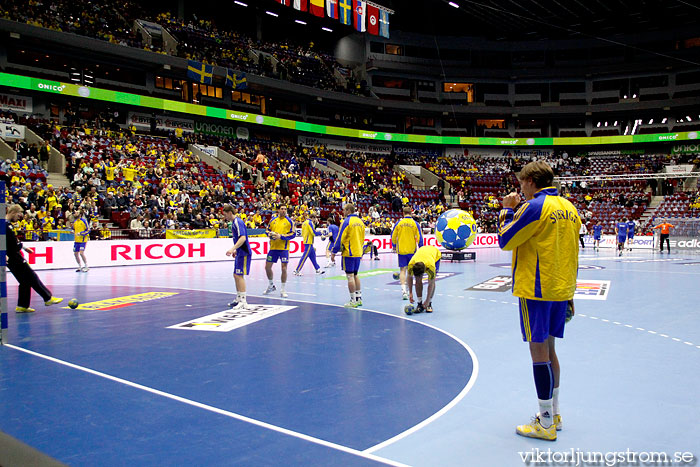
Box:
[19,234,501,270]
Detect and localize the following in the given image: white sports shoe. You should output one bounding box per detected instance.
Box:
[293,271,302,276]
[82,266,89,272]
[280,291,288,298]
[231,301,248,310]
[263,284,276,295]
[402,292,408,300]
[316,269,325,275]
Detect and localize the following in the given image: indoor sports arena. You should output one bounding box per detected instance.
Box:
[0,0,699,465]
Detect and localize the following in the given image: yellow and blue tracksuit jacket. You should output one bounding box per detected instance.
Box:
[497,187,580,301]
[332,214,366,258]
[301,219,320,245]
[268,216,295,250]
[74,217,90,243]
[391,215,423,255]
[407,245,442,280]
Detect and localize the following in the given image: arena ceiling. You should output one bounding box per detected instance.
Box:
[387,0,700,40]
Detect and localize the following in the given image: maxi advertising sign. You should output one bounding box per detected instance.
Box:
[0,92,32,113]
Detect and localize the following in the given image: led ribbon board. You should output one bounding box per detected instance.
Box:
[1,72,697,147]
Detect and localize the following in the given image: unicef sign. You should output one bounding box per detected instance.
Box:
[672,144,700,155]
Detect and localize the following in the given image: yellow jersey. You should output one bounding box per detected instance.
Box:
[74,217,90,243]
[268,215,295,251]
[391,215,423,255]
[408,246,442,280]
[497,187,580,301]
[301,219,319,245]
[332,214,366,258]
[122,166,136,182]
[105,165,116,181]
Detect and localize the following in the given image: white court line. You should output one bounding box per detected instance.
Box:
[284,292,317,296]
[6,344,408,467]
[40,282,480,456]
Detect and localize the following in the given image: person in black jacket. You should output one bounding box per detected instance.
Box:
[6,204,63,313]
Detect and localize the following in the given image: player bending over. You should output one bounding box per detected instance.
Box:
[406,245,442,314]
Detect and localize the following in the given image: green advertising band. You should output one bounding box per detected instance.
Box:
[2,72,698,147]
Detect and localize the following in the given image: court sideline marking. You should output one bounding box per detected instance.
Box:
[13,283,479,458]
[4,344,408,467]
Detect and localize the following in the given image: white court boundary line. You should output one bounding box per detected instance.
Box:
[5,343,408,467]
[27,282,480,456]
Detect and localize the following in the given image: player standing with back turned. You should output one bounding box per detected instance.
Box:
[332,204,366,308]
[615,218,628,256]
[391,206,423,300]
[498,161,580,441]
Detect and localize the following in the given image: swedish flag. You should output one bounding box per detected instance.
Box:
[187,60,213,84]
[225,69,247,90]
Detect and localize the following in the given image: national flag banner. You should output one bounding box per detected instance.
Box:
[225,69,247,90]
[379,9,390,38]
[338,0,352,25]
[293,0,307,11]
[366,4,379,35]
[353,0,366,32]
[309,0,324,16]
[187,60,213,85]
[278,0,290,5]
[326,0,338,19]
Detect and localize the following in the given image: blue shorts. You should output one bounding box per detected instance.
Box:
[617,236,627,244]
[593,235,601,241]
[519,298,566,343]
[267,250,289,263]
[627,233,634,239]
[435,260,441,274]
[398,253,413,268]
[342,256,361,274]
[234,253,251,276]
[73,242,86,252]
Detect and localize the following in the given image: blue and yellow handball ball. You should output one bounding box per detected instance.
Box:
[392,271,400,280]
[68,298,79,309]
[435,209,477,250]
[565,301,574,323]
[404,304,415,315]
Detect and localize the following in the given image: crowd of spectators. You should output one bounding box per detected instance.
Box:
[4,105,700,240]
[1,1,360,95]
[1,0,154,50]
[4,113,447,240]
